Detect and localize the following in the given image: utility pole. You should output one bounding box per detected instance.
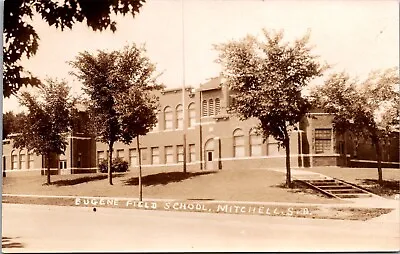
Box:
[181,0,187,173]
[0,1,4,180]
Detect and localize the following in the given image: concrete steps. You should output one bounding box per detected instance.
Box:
[299,179,374,199]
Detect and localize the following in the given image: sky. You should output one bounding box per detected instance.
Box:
[3,0,399,112]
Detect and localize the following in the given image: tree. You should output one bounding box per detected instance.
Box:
[11,79,75,184]
[70,44,161,187]
[312,68,399,183]
[3,0,145,97]
[2,111,25,140]
[215,30,325,187]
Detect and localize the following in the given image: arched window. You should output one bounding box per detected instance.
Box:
[176,104,183,129]
[11,150,18,170]
[233,129,245,157]
[188,103,196,128]
[250,128,262,156]
[209,99,214,116]
[19,150,26,170]
[215,98,221,115]
[164,106,173,130]
[28,151,34,169]
[202,100,208,117]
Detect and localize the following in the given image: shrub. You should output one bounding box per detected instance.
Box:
[98,157,129,173]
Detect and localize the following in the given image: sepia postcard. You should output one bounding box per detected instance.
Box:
[1,0,399,252]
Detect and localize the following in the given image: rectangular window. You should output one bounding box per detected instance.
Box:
[151,147,159,165]
[315,129,332,154]
[97,151,105,165]
[59,160,67,169]
[209,99,214,116]
[215,98,221,115]
[28,153,34,169]
[165,146,173,164]
[116,149,124,159]
[202,100,208,117]
[11,154,17,170]
[140,148,147,164]
[177,145,184,163]
[129,149,137,167]
[189,144,195,163]
[19,154,26,170]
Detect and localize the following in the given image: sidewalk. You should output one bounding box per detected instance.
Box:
[263,166,400,210]
[265,166,335,180]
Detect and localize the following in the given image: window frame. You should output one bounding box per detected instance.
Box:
[164,106,173,130]
[215,98,221,115]
[151,147,160,165]
[188,103,196,127]
[11,150,18,170]
[314,128,333,154]
[233,128,245,157]
[202,100,208,117]
[188,144,196,163]
[177,145,184,163]
[249,128,262,157]
[175,104,183,130]
[129,148,137,167]
[19,150,26,170]
[165,146,174,164]
[209,99,214,116]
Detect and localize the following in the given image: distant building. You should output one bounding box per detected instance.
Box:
[2,77,399,175]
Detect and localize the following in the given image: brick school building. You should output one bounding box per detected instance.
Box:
[2,77,399,175]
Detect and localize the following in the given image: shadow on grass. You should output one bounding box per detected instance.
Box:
[2,237,24,249]
[124,171,216,186]
[45,173,127,186]
[360,179,400,196]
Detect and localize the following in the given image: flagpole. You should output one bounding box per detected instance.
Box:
[181,0,187,173]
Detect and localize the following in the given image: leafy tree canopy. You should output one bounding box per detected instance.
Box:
[215,29,325,145]
[311,67,399,141]
[2,111,25,140]
[311,67,399,183]
[70,44,162,145]
[11,79,76,157]
[3,0,145,97]
[70,43,162,185]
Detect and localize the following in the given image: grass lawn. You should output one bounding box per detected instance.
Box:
[3,168,344,204]
[305,167,400,197]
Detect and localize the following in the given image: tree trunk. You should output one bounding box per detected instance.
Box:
[284,137,292,188]
[375,139,383,184]
[108,142,114,185]
[46,154,51,185]
[136,136,142,201]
